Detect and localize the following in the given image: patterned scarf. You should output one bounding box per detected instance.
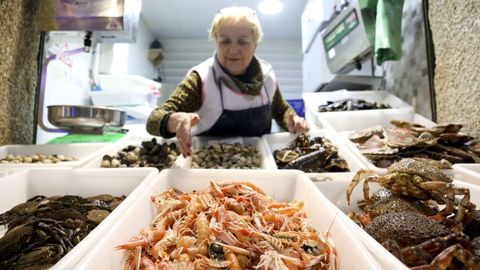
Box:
[214,55,265,96]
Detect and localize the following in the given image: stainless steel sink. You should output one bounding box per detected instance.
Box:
[47,105,126,132]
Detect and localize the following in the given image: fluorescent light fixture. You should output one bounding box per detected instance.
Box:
[258,0,283,15]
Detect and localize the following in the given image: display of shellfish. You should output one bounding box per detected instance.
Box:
[318,98,392,112]
[349,120,480,168]
[0,194,125,269]
[273,134,349,172]
[101,138,180,171]
[346,159,480,269]
[117,181,338,269]
[191,142,261,169]
[0,154,77,164]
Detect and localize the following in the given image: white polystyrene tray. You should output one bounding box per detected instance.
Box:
[0,167,158,270]
[262,130,366,177]
[338,114,438,172]
[0,143,117,169]
[82,136,186,169]
[181,136,277,169]
[454,164,480,175]
[303,90,414,132]
[75,169,382,270]
[315,173,480,270]
[305,107,328,130]
[0,168,25,178]
[452,165,480,186]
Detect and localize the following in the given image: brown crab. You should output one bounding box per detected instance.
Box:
[365,211,450,248]
[382,231,480,269]
[352,189,438,224]
[399,232,479,268]
[346,158,476,222]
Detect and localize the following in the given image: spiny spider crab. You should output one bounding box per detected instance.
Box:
[346,158,476,222]
[382,232,480,269]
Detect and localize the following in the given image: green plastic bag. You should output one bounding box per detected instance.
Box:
[359,0,405,65]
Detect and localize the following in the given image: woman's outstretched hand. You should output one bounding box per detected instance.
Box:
[287,113,310,134]
[168,112,200,157]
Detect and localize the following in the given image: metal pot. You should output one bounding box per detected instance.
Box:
[47,105,126,131]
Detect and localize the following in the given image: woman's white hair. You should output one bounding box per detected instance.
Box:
[208,6,264,45]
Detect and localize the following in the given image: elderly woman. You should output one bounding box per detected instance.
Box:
[146,6,309,156]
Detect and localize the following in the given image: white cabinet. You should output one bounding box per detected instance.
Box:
[302,33,335,92]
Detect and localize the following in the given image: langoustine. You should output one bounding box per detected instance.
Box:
[117,181,338,269]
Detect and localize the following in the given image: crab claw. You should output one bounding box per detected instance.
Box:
[346,169,377,205]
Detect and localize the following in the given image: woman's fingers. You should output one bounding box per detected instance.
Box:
[177,128,192,157]
[287,113,295,133]
[288,113,310,134]
[190,113,200,126]
[183,113,200,156]
[176,113,200,157]
[295,116,310,133]
[178,122,192,157]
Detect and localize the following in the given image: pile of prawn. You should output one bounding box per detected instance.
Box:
[117,181,338,270]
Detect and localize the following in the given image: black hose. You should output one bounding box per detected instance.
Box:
[422,0,437,122]
[32,31,46,143]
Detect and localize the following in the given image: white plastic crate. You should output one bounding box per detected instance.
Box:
[0,167,157,270]
[338,114,438,172]
[304,107,327,130]
[0,143,116,169]
[75,169,382,270]
[454,164,480,175]
[315,173,480,270]
[181,136,277,169]
[262,130,366,177]
[303,90,414,132]
[452,164,480,186]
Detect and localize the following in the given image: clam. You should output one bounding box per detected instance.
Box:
[0,153,78,164]
[191,142,261,169]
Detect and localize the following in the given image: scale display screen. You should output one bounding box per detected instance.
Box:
[323,10,359,52]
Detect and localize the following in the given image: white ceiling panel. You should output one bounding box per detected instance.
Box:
[141,0,308,40]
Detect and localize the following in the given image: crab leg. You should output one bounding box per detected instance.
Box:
[346,169,377,205]
[454,187,473,223]
[400,233,471,267]
[427,244,480,270]
[362,176,376,203]
[420,182,473,222]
